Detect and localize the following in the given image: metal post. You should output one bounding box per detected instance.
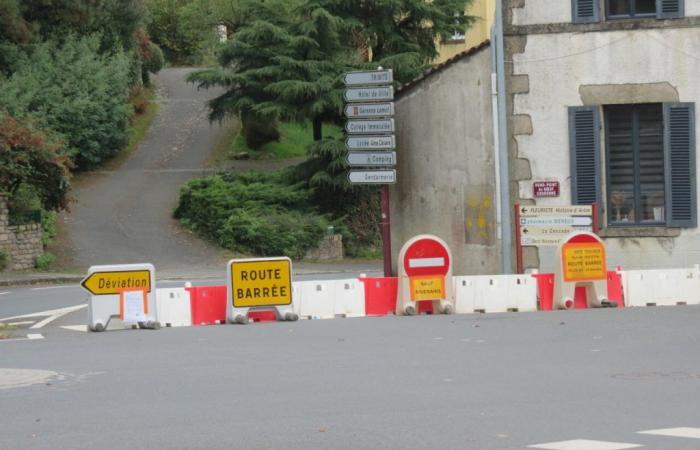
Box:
[514,203,524,274]
[380,185,392,277]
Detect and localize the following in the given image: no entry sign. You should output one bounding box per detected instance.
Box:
[402,238,451,277]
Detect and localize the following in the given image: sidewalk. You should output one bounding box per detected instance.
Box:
[0,260,384,288]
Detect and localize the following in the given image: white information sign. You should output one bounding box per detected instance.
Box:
[344,102,394,118]
[348,170,396,184]
[344,70,393,86]
[344,86,394,102]
[519,205,593,217]
[518,204,595,247]
[345,119,394,134]
[346,135,395,150]
[347,151,396,166]
[122,290,147,322]
[520,216,593,227]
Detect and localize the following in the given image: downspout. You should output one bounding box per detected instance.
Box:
[494,0,513,274]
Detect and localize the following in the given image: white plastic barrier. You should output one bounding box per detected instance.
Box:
[296,280,336,319]
[332,279,365,318]
[453,275,538,313]
[156,288,192,327]
[621,265,700,307]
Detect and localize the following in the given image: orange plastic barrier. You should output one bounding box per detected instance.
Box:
[248,310,277,322]
[359,277,397,316]
[532,273,554,311]
[533,271,624,310]
[606,270,625,307]
[186,285,227,325]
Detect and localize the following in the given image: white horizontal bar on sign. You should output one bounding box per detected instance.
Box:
[408,257,445,268]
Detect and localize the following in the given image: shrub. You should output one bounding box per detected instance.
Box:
[41,210,57,247]
[34,252,55,271]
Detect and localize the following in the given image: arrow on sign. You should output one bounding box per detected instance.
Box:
[81,270,151,295]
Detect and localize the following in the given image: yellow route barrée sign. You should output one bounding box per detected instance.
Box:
[231,259,292,308]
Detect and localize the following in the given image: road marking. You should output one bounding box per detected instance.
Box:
[528,439,642,450]
[29,304,87,329]
[0,291,9,295]
[61,325,88,332]
[8,321,34,326]
[27,334,44,340]
[638,427,700,439]
[1,304,86,322]
[31,285,78,291]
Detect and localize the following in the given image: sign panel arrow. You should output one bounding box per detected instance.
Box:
[344,102,394,118]
[81,269,152,295]
[344,86,393,102]
[346,135,395,150]
[346,151,396,166]
[520,205,593,217]
[344,69,393,86]
[520,216,593,227]
[348,169,396,184]
[345,119,394,134]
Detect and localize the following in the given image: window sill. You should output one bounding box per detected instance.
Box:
[598,227,681,238]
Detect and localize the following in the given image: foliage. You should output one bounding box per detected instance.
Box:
[41,210,57,247]
[175,171,329,258]
[34,252,55,270]
[232,120,342,159]
[0,114,71,211]
[0,36,133,169]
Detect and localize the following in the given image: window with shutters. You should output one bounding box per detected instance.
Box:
[605,104,665,225]
[607,0,656,18]
[572,0,684,22]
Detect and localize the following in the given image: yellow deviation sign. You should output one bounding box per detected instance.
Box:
[231,259,292,308]
[410,276,445,301]
[81,270,152,295]
[562,242,607,282]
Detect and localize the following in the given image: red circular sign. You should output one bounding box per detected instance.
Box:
[403,238,450,277]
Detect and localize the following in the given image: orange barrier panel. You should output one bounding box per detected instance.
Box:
[359,277,397,316]
[607,270,625,307]
[248,310,277,322]
[532,273,554,311]
[533,271,623,310]
[186,285,227,325]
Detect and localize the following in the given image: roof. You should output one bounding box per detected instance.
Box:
[396,40,491,96]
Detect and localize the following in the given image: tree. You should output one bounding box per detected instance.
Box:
[0,113,71,211]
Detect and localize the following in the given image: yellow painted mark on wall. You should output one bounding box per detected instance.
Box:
[231,259,292,307]
[465,193,494,244]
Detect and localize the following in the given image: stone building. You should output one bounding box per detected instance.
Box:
[392,0,700,274]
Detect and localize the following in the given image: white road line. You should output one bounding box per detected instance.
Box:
[30,304,87,329]
[8,321,35,326]
[26,333,44,340]
[31,285,78,291]
[528,439,642,450]
[61,325,88,332]
[0,291,9,295]
[1,304,86,322]
[638,427,700,439]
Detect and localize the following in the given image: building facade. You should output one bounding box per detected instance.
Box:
[392,0,700,274]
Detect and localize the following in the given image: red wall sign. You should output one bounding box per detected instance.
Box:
[533,181,560,198]
[402,238,450,277]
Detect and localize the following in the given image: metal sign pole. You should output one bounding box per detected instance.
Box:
[381,185,392,277]
[514,203,524,274]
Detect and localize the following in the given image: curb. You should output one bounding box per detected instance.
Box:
[0,276,84,288]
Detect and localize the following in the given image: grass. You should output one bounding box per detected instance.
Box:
[0,323,17,340]
[230,121,343,160]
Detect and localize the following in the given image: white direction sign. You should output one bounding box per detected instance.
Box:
[344,86,394,102]
[520,216,593,227]
[344,102,394,118]
[519,205,593,217]
[347,151,396,166]
[344,69,393,86]
[348,170,396,184]
[346,119,394,134]
[346,135,395,150]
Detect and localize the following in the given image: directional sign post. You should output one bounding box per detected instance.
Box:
[514,203,598,273]
[343,69,396,276]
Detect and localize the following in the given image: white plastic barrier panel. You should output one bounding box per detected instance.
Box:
[156,288,192,327]
[333,279,365,318]
[297,280,336,319]
[81,263,159,332]
[453,275,538,313]
[453,276,476,314]
[621,265,700,307]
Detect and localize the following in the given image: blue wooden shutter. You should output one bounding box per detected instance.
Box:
[664,103,696,227]
[572,0,600,23]
[569,106,601,206]
[657,0,684,19]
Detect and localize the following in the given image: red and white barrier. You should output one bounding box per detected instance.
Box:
[156,288,192,327]
[621,265,700,307]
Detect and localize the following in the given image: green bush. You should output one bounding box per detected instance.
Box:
[34,252,55,270]
[175,171,328,258]
[0,35,132,169]
[41,210,57,247]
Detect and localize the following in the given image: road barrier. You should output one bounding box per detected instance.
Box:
[156,288,192,327]
[454,275,538,314]
[360,277,397,316]
[186,285,227,325]
[298,281,336,319]
[333,279,365,317]
[620,266,700,307]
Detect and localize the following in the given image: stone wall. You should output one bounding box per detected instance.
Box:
[305,235,343,261]
[0,196,44,271]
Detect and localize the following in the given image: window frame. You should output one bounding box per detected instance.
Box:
[606,0,657,20]
[603,103,666,227]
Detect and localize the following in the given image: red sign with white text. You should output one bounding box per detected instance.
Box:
[533,181,560,198]
[402,238,450,277]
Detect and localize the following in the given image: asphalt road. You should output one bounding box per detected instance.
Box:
[2,284,699,449]
[65,68,229,273]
